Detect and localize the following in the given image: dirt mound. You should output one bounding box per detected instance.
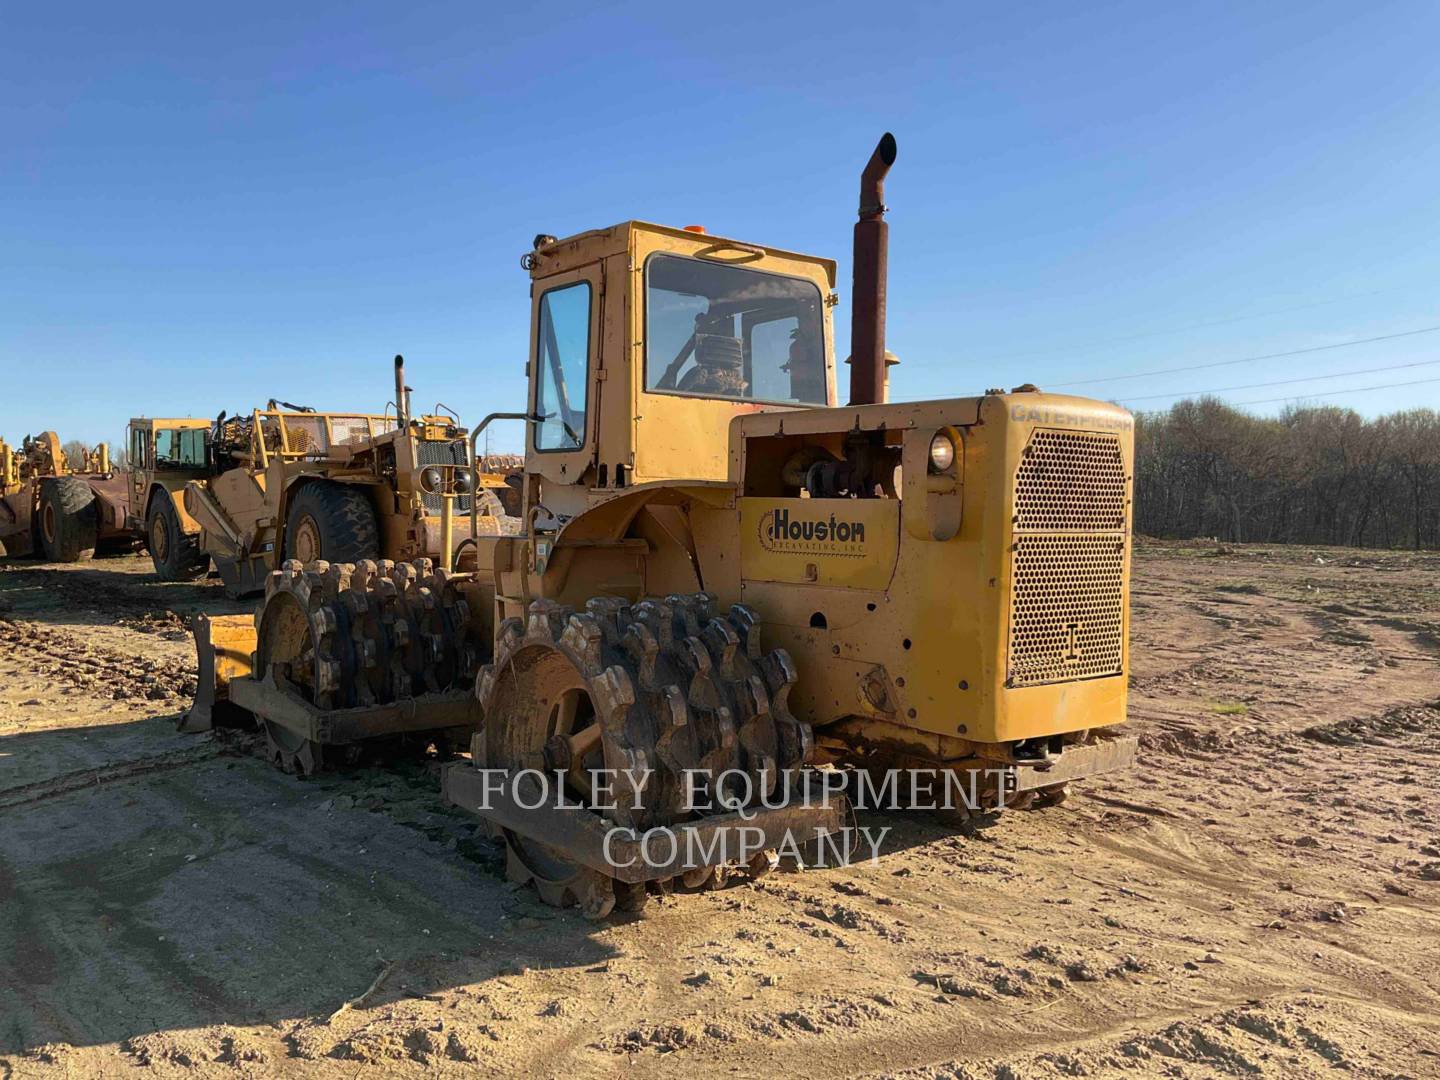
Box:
[897,998,1385,1079]
[1302,703,1440,747]
[119,1027,269,1070]
[117,609,191,639]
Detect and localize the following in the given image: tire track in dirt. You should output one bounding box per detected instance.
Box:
[0,618,196,703]
[880,989,1440,1079]
[3,544,1439,1078]
[0,743,222,812]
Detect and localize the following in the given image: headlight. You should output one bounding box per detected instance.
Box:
[420,466,443,493]
[928,432,955,473]
[452,471,473,494]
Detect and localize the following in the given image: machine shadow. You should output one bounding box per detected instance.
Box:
[0,699,1047,1062]
[0,560,251,631]
[0,717,624,1059]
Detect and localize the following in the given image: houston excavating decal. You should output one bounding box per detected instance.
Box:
[758,506,868,557]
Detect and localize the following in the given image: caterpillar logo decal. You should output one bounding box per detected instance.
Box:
[1009,403,1133,432]
[758,507,867,558]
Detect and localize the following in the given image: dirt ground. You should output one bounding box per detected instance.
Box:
[1,541,1437,1079]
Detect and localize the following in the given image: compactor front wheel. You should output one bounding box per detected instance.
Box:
[263,719,323,775]
[477,593,811,918]
[249,558,484,777]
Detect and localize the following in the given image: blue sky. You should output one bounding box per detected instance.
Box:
[3,1,1437,451]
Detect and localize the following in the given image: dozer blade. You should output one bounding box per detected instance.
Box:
[181,612,258,732]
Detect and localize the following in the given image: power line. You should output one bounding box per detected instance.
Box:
[985,285,1401,363]
[1222,375,1440,407]
[1051,325,1440,387]
[1117,357,1440,403]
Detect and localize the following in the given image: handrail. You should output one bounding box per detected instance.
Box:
[249,410,399,463]
[468,412,541,538]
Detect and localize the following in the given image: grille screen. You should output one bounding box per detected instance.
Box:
[1007,430,1128,688]
[418,440,473,514]
[1014,430,1126,531]
[332,417,390,446]
[281,416,329,456]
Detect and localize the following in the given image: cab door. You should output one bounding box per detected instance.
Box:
[526,264,604,490]
[128,423,150,517]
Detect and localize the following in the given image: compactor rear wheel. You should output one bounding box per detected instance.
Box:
[929,770,1045,827]
[252,558,484,776]
[37,477,97,563]
[1032,783,1069,808]
[477,593,812,918]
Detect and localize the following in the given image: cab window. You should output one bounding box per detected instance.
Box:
[645,254,826,405]
[154,428,207,468]
[534,281,591,452]
[131,427,148,468]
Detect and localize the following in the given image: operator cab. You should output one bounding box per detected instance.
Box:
[128,419,211,473]
[126,418,214,508]
[522,222,838,515]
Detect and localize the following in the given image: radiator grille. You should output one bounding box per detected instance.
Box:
[1007,429,1128,688]
[1015,429,1126,531]
[418,440,472,514]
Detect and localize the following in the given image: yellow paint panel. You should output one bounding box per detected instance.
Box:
[739,498,898,590]
[129,417,212,430]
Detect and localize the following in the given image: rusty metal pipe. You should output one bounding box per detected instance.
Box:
[393,354,410,426]
[849,133,897,407]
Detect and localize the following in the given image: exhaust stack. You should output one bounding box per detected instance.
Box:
[848,132,897,406]
[394,354,411,426]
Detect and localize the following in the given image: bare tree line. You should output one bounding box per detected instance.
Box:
[1134,398,1440,549]
[61,440,90,471]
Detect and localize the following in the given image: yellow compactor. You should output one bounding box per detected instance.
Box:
[191,135,1137,916]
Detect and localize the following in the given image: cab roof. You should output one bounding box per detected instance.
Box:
[527,221,837,284]
[129,417,211,429]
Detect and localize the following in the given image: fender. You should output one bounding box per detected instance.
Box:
[145,483,200,536]
[539,480,735,604]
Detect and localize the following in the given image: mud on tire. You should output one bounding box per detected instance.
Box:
[252,558,485,775]
[37,477,97,563]
[477,593,813,916]
[284,481,379,565]
[147,493,208,581]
